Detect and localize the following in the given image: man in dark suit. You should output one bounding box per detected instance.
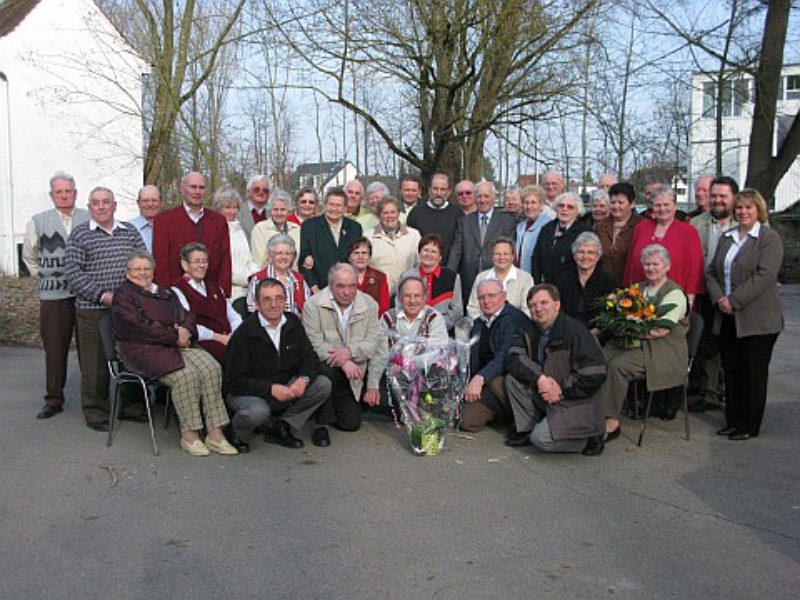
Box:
[237,174,271,242]
[459,279,529,432]
[299,187,363,292]
[446,180,517,304]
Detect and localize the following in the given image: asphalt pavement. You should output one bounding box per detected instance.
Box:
[1,288,799,599]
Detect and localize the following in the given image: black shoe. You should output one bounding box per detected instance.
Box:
[119,413,149,423]
[717,426,736,436]
[504,430,532,447]
[728,431,751,441]
[86,420,110,432]
[581,435,605,456]
[36,405,63,420]
[265,420,304,449]
[228,430,250,454]
[312,427,331,447]
[604,425,621,442]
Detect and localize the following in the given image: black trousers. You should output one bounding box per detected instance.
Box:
[718,315,779,436]
[315,363,362,432]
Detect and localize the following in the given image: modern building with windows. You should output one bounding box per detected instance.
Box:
[690,64,800,211]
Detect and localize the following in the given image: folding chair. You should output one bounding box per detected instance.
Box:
[637,312,704,447]
[98,313,163,455]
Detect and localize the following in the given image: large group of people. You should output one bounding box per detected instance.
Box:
[23,168,785,457]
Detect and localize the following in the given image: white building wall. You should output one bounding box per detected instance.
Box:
[690,66,800,211]
[0,0,147,275]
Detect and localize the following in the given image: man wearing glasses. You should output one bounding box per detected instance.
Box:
[238,174,271,242]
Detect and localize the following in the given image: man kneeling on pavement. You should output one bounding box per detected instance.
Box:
[224,277,332,452]
[504,283,608,456]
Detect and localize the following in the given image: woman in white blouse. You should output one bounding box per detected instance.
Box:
[466,236,534,319]
[214,187,256,316]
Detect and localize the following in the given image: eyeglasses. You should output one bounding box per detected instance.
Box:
[457,190,473,196]
[252,186,270,193]
[188,259,209,265]
[298,199,316,205]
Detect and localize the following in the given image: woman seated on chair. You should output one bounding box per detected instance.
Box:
[172,242,242,365]
[111,250,238,457]
[594,244,688,442]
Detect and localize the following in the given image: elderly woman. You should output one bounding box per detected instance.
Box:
[467,237,534,319]
[250,188,302,269]
[515,185,554,274]
[531,191,592,283]
[365,197,421,295]
[357,181,391,231]
[288,187,319,226]
[623,185,704,304]
[707,189,783,440]
[554,232,617,327]
[596,182,643,284]
[111,251,237,456]
[247,234,310,316]
[401,233,463,330]
[596,244,688,440]
[214,187,256,314]
[172,242,242,365]
[588,189,611,226]
[347,237,390,315]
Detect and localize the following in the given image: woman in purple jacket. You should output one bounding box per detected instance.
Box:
[111,250,238,457]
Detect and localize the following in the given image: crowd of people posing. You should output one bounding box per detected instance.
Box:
[23,169,784,456]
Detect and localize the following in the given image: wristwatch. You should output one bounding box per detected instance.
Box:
[299,376,311,385]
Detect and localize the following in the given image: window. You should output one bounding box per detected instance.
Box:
[785,75,800,100]
[701,79,750,118]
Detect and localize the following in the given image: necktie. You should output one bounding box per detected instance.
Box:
[480,214,489,244]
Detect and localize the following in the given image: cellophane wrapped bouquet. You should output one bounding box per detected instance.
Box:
[591,283,676,348]
[387,337,470,456]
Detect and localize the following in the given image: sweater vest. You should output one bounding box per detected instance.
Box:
[32,208,89,300]
[174,277,230,363]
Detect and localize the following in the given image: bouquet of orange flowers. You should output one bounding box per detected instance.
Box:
[591,283,676,347]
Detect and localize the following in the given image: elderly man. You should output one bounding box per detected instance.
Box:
[447,180,517,305]
[688,175,739,412]
[459,279,528,432]
[129,185,162,252]
[541,171,565,208]
[153,171,232,295]
[238,174,271,241]
[65,187,146,431]
[597,173,618,191]
[300,187,363,292]
[364,275,449,408]
[303,263,381,434]
[504,284,607,455]
[455,179,476,214]
[406,173,463,262]
[687,175,714,220]
[399,173,422,211]
[344,179,365,217]
[224,277,332,452]
[503,187,524,221]
[357,181,391,230]
[22,172,89,420]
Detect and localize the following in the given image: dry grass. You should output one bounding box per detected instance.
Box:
[0,276,41,347]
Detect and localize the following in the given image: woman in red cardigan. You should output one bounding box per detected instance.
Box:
[623,185,704,305]
[347,237,390,315]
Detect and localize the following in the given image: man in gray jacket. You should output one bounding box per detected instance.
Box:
[22,172,89,420]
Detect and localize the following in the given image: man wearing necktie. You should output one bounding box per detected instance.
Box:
[447,180,517,308]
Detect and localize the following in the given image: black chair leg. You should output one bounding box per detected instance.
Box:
[637,391,654,447]
[682,382,691,442]
[106,383,123,449]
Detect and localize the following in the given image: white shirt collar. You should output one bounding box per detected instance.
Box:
[426,199,450,210]
[183,203,204,221]
[258,311,286,331]
[488,265,518,284]
[249,201,267,214]
[724,221,761,240]
[396,308,424,324]
[479,304,505,326]
[478,208,494,222]
[89,219,125,233]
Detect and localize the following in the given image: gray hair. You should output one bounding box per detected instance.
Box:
[247,174,271,193]
[520,185,546,204]
[555,192,585,217]
[377,196,402,215]
[397,275,425,295]
[180,241,208,262]
[267,233,297,258]
[50,171,75,190]
[88,186,115,203]
[640,243,671,267]
[473,180,498,197]
[328,262,359,283]
[571,231,603,258]
[212,186,243,211]
[590,189,610,205]
[650,184,676,204]
[268,188,294,212]
[126,250,154,270]
[476,278,505,296]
